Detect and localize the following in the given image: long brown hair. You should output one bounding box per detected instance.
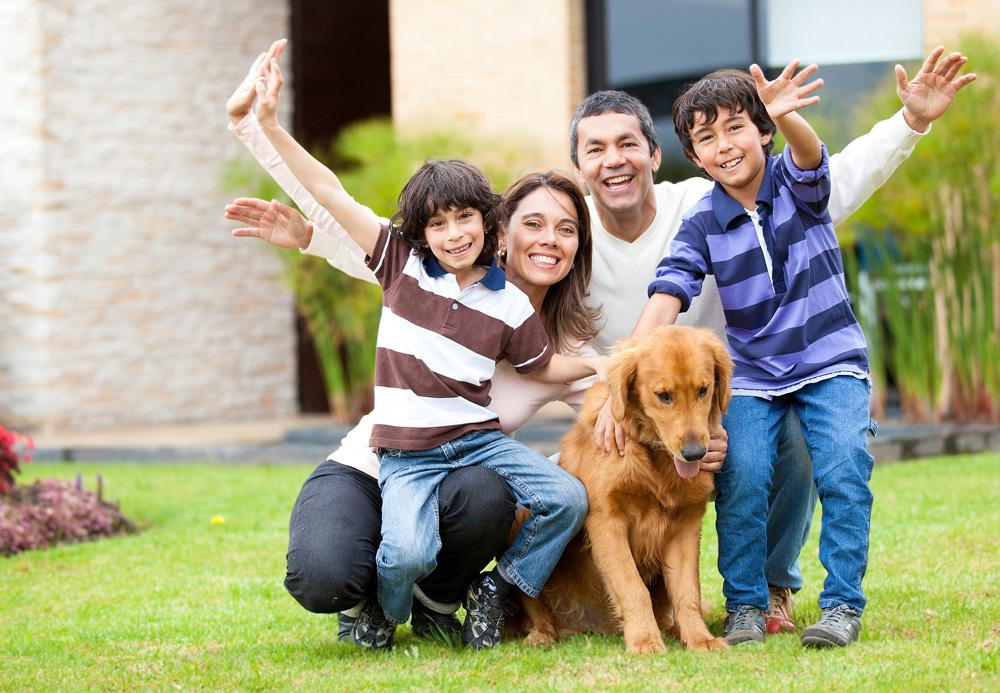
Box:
[500,172,601,353]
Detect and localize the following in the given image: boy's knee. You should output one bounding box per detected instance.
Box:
[378,542,437,583]
[815,453,874,503]
[558,476,589,530]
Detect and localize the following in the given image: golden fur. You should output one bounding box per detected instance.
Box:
[512,325,733,653]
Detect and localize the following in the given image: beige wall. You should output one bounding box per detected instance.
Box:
[924,0,1000,45]
[389,0,586,170]
[0,0,297,432]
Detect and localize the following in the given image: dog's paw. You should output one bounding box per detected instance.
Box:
[687,636,728,652]
[626,632,667,654]
[526,629,557,648]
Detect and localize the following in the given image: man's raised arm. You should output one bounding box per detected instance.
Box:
[827,46,976,225]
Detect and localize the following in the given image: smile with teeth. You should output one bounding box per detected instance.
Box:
[447,243,472,255]
[720,156,744,170]
[529,254,560,267]
[604,174,633,187]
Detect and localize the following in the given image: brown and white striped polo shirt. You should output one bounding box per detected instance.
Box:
[366,226,552,450]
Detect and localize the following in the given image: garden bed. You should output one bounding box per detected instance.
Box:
[0,476,136,556]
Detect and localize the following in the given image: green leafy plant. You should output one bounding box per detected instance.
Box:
[223,119,534,422]
[839,35,997,422]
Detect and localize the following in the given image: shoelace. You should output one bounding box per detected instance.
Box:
[730,605,762,632]
[822,605,857,628]
[769,588,790,612]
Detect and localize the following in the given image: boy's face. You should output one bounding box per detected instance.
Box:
[424,206,487,277]
[687,108,771,201]
[573,112,661,220]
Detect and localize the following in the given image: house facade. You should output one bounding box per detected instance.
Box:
[0,0,992,432]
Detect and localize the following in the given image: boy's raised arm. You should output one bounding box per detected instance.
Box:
[750,60,823,170]
[255,56,381,258]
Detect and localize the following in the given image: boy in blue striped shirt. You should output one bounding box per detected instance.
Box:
[631,62,874,648]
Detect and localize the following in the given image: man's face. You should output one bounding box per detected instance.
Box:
[573,112,661,219]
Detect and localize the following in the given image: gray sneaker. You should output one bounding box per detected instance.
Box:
[801,604,861,648]
[336,613,357,644]
[352,600,397,651]
[723,605,766,645]
[410,600,462,643]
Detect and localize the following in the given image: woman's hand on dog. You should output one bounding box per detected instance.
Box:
[594,396,627,457]
[699,424,728,472]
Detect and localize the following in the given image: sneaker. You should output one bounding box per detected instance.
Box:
[462,573,516,650]
[411,600,462,642]
[352,599,396,651]
[801,604,862,648]
[723,605,766,645]
[765,585,797,634]
[337,613,357,643]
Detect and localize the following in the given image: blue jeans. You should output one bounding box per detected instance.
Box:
[765,411,818,592]
[717,376,875,613]
[376,429,588,623]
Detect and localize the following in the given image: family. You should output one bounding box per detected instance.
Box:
[224,39,973,651]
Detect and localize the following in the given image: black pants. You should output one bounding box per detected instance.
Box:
[284,459,516,613]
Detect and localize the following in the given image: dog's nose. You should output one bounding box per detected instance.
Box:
[680,444,707,461]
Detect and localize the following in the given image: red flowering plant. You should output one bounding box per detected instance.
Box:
[0,425,34,494]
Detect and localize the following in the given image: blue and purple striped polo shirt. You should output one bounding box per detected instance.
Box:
[649,146,868,396]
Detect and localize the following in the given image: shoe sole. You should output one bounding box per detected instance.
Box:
[724,632,765,646]
[801,628,854,648]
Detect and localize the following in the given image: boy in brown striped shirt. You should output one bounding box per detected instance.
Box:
[253,57,604,650]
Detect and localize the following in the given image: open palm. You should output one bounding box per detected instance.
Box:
[225,198,311,250]
[750,60,823,120]
[896,47,976,128]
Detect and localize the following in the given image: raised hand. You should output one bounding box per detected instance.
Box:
[225,39,287,125]
[225,197,313,250]
[896,46,977,132]
[750,59,823,121]
[254,56,286,128]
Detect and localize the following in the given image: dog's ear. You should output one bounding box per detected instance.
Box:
[609,348,639,421]
[708,335,733,425]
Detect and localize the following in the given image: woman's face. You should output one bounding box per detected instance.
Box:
[503,186,581,290]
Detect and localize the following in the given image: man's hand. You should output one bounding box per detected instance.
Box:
[896,46,977,133]
[226,39,286,126]
[225,198,313,249]
[750,59,823,121]
[594,396,626,457]
[698,423,728,473]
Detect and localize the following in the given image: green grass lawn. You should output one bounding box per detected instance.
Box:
[2,454,998,691]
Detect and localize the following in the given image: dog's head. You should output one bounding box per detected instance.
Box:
[608,326,732,479]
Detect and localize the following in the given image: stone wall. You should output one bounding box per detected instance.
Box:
[924,0,1000,45]
[0,0,297,432]
[389,0,586,170]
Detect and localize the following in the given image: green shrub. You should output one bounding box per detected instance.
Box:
[839,35,998,421]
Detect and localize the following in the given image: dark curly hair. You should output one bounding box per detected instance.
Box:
[390,159,501,265]
[672,69,776,164]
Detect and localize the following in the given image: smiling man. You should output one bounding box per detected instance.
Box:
[569,47,974,636]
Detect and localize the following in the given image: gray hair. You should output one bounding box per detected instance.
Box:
[568,90,659,167]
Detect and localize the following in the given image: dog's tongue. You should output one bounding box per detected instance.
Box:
[674,457,701,479]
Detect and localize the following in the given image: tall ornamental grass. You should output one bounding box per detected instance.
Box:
[840,35,998,422]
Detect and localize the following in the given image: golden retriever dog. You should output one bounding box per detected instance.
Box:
[512,325,732,653]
